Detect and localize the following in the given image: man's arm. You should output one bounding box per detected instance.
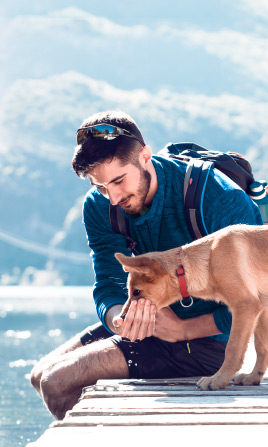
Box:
[107,301,221,343]
[153,307,221,342]
[83,193,131,331]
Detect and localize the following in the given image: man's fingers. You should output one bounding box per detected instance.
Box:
[146,304,156,338]
[120,300,137,338]
[113,316,123,329]
[127,299,145,341]
[120,299,156,341]
[135,299,151,341]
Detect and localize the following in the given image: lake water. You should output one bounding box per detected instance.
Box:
[0,286,97,447]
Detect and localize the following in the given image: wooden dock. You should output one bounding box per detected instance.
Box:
[27,373,268,447]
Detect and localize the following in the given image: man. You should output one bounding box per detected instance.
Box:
[30,110,263,420]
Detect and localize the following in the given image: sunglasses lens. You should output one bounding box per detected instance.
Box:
[91,125,122,140]
[76,123,143,145]
[77,128,89,144]
[77,124,122,144]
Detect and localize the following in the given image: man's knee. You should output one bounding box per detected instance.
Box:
[30,359,58,395]
[30,334,83,393]
[39,366,76,420]
[39,358,75,409]
[40,366,61,401]
[30,362,44,393]
[34,339,129,419]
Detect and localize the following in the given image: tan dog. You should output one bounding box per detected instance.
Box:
[115,224,268,390]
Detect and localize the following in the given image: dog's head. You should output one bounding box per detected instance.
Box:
[115,252,178,314]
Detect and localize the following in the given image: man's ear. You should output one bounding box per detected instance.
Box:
[139,145,152,167]
[115,252,165,278]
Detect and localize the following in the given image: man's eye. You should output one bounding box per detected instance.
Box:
[133,289,141,297]
[114,179,123,185]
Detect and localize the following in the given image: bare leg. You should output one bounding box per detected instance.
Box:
[39,338,129,420]
[30,332,83,395]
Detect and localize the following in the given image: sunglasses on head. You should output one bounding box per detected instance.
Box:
[76,123,145,146]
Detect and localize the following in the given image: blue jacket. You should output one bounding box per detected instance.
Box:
[83,154,263,342]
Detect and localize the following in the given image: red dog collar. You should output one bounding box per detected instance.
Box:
[176,265,189,299]
[176,265,193,307]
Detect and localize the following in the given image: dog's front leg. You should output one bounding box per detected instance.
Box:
[197,300,262,391]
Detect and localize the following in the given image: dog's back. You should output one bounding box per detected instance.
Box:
[208,225,268,306]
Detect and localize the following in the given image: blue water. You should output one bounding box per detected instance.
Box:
[0,287,97,447]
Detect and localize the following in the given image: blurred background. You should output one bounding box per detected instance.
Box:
[1,0,267,287]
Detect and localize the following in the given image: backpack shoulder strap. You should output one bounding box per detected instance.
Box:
[109,204,130,237]
[184,159,213,239]
[109,204,139,255]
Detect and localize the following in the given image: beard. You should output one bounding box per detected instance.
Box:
[121,168,151,215]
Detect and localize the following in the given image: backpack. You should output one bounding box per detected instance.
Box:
[109,142,268,254]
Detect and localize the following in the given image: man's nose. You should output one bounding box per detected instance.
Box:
[107,186,121,206]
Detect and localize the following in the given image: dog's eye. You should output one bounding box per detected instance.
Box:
[133,289,141,297]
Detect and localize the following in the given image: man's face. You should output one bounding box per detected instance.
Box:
[87,157,151,215]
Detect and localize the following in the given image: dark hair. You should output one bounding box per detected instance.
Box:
[72,110,145,178]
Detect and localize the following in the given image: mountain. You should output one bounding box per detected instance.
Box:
[0,1,267,285]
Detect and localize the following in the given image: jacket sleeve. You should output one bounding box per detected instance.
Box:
[203,168,263,334]
[83,190,131,332]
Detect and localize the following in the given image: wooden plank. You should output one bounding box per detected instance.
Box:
[81,377,268,398]
[51,412,268,426]
[92,377,201,388]
[91,375,268,386]
[94,376,268,387]
[75,394,268,407]
[68,407,268,416]
[25,425,268,447]
[81,388,268,399]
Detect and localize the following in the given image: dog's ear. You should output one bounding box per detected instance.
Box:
[115,253,151,274]
[115,253,165,278]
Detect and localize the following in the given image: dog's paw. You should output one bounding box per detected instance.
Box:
[234,372,262,386]
[197,375,228,391]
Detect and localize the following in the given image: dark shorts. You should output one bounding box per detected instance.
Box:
[80,322,227,379]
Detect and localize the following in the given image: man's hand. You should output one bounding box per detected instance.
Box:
[109,304,184,343]
[107,303,221,343]
[153,307,185,342]
[112,299,156,342]
[154,307,222,342]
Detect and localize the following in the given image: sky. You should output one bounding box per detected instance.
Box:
[1,0,268,154]
[0,0,268,285]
